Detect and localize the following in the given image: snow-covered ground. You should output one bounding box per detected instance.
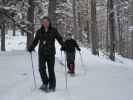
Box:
[0,35,133,100]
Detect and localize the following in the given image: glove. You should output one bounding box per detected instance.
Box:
[60,47,65,51]
[28,47,34,52]
[77,48,81,51]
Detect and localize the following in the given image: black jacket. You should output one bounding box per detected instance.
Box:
[30,26,64,55]
[62,39,80,53]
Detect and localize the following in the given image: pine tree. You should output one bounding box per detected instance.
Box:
[90,0,99,55]
[48,0,57,27]
[108,0,115,61]
[27,0,35,49]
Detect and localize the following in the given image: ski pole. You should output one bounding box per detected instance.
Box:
[61,51,62,58]
[64,52,68,89]
[79,52,83,64]
[79,52,86,75]
[61,51,63,64]
[30,52,37,88]
[58,51,65,67]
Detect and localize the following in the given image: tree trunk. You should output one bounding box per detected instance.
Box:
[116,8,122,55]
[1,0,7,51]
[90,0,99,55]
[106,1,109,53]
[13,21,16,36]
[48,0,57,28]
[128,0,133,59]
[1,23,6,51]
[72,0,78,39]
[27,0,35,49]
[108,0,115,61]
[86,20,90,44]
[21,30,25,36]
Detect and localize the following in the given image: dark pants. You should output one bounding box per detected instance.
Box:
[66,52,75,73]
[39,54,56,89]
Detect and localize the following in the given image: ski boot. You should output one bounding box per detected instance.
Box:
[40,84,49,92]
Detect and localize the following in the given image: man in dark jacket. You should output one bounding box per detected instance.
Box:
[61,33,81,75]
[28,17,64,92]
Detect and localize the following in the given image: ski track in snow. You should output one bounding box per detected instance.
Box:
[0,49,133,100]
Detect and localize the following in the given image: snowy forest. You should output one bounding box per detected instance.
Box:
[0,0,132,61]
[0,0,133,100]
